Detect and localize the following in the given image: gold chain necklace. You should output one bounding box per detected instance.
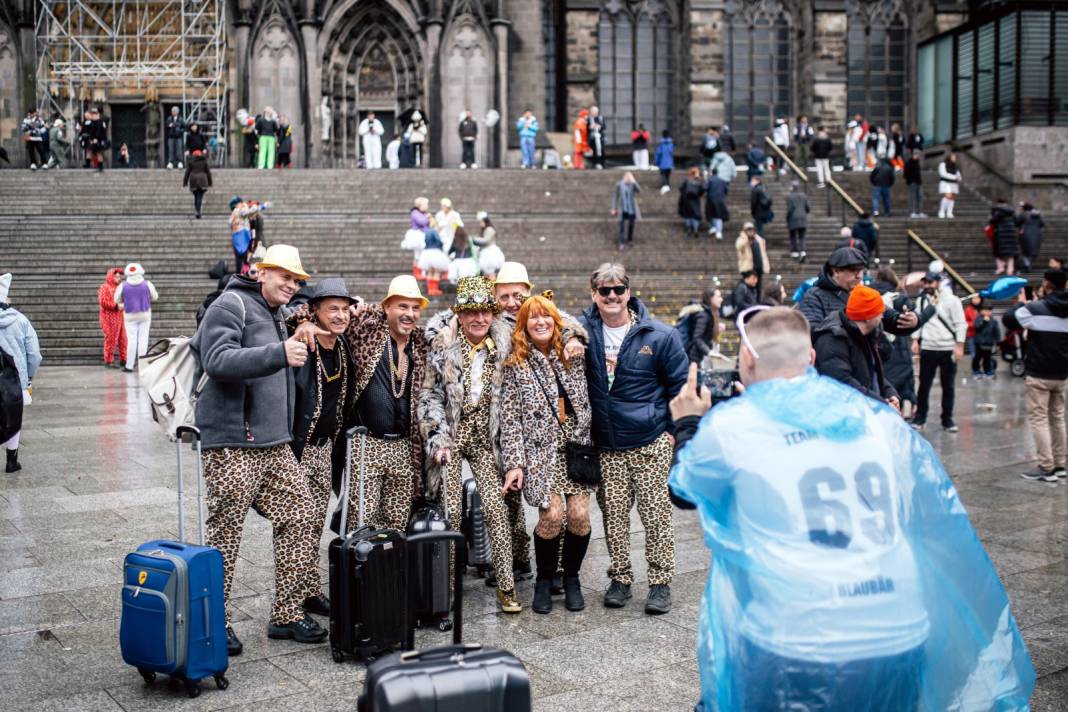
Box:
[385,336,409,399]
[318,343,342,383]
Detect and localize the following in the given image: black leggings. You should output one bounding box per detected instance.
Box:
[193,189,205,216]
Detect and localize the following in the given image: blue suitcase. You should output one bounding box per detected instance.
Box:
[120,426,229,698]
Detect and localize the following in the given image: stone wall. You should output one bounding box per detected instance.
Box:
[564,8,598,122]
[688,8,724,146]
[810,11,847,136]
[507,0,544,129]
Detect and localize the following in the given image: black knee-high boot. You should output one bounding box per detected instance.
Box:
[532,533,557,614]
[5,448,20,473]
[561,530,591,611]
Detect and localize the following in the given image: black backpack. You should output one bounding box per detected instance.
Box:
[0,347,24,444]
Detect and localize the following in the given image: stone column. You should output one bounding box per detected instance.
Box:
[811,9,848,139]
[425,16,443,168]
[232,16,252,167]
[689,1,726,146]
[300,20,321,166]
[493,19,510,168]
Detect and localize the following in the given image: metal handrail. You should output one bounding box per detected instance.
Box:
[826,177,879,231]
[763,136,808,183]
[906,229,975,294]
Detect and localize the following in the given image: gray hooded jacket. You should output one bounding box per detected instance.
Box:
[191,276,295,449]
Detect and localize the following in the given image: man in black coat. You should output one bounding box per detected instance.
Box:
[814,285,899,409]
[851,213,880,258]
[870,157,895,216]
[749,175,772,236]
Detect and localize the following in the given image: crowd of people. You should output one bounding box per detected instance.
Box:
[402,196,505,296]
[96,264,159,372]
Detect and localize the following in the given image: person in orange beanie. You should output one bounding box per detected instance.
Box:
[812,284,900,410]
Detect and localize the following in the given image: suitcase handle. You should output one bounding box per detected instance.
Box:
[399,643,483,662]
[406,530,466,645]
[174,426,206,545]
[339,426,369,536]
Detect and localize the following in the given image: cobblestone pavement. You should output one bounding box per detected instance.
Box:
[0,366,1065,710]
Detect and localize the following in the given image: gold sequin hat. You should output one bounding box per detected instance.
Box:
[453,276,499,314]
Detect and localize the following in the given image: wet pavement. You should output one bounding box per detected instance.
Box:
[1,366,1065,711]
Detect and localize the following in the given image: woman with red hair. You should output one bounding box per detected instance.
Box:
[97,267,126,368]
[499,294,594,615]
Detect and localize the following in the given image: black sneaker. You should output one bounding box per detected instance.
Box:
[1020,467,1058,483]
[302,594,330,616]
[1053,467,1066,479]
[645,584,672,615]
[484,570,497,588]
[267,613,328,643]
[226,625,243,656]
[603,580,632,608]
[513,559,534,582]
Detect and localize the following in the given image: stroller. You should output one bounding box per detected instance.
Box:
[999,328,1027,377]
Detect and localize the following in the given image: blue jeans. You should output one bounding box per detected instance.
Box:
[736,638,924,712]
[520,137,536,167]
[872,186,891,215]
[684,218,700,233]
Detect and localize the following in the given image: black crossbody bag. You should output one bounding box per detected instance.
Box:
[533,367,602,487]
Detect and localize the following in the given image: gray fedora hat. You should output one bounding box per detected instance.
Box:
[308,277,357,305]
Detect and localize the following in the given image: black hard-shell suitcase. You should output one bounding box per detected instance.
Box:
[329,426,410,663]
[359,531,532,712]
[406,493,452,631]
[461,477,492,576]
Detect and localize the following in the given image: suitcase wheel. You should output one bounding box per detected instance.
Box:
[331,647,345,664]
[138,669,156,686]
[437,617,453,632]
[183,678,201,698]
[214,673,230,690]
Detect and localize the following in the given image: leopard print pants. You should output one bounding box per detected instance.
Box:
[597,432,675,586]
[204,444,322,624]
[297,442,333,599]
[344,436,416,532]
[445,405,514,593]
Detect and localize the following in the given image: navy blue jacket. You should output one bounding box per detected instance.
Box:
[580,298,689,452]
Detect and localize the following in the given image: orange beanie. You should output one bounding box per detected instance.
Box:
[845,285,885,322]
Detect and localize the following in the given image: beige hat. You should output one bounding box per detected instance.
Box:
[256,244,309,280]
[494,262,532,289]
[381,274,429,309]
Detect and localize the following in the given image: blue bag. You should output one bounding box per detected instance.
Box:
[670,371,1035,712]
[120,426,229,698]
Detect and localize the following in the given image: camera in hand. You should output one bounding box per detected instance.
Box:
[700,368,740,403]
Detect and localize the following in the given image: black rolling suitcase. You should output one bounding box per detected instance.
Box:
[359,531,532,712]
[405,476,452,631]
[329,426,410,663]
[461,477,493,577]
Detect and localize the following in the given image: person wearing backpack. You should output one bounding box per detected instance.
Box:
[676,287,722,364]
[0,273,41,473]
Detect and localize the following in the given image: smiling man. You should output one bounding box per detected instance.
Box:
[580,263,688,614]
[192,244,327,655]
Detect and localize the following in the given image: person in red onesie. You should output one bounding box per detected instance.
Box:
[98,267,127,368]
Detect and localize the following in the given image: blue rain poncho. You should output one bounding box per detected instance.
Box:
[669,370,1034,711]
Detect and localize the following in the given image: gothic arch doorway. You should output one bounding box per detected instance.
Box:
[321,1,425,166]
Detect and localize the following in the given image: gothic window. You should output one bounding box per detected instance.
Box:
[846,0,909,133]
[598,0,674,145]
[725,0,792,145]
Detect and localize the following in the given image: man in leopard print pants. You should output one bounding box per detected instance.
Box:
[191,245,327,656]
[288,279,355,617]
[293,275,429,532]
[579,263,689,615]
[419,276,523,614]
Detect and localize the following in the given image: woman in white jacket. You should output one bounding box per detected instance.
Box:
[937,152,963,219]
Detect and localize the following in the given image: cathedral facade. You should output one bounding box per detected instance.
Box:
[0,0,1016,168]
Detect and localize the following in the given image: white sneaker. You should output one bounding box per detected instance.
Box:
[790,251,799,258]
[659,185,670,194]
[167,162,173,169]
[715,232,723,240]
[709,228,717,236]
[459,163,467,169]
[42,163,50,170]
[471,163,478,169]
[177,162,183,168]
[30,163,37,170]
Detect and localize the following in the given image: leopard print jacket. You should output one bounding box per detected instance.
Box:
[499,349,592,508]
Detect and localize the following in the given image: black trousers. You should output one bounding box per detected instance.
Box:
[915,349,957,426]
[971,347,996,374]
[789,228,806,254]
[660,168,671,188]
[618,212,636,245]
[193,189,206,216]
[461,140,475,166]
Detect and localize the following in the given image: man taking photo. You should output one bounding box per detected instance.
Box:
[667,306,1033,711]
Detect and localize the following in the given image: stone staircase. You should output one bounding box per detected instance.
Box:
[0,167,1064,364]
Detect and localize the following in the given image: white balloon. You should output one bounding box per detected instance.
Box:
[484,110,500,127]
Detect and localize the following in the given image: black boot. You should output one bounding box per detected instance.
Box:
[561,530,591,612]
[532,533,557,614]
[5,449,20,473]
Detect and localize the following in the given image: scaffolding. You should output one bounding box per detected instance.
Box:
[34,0,227,158]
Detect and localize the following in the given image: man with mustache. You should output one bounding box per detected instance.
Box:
[293,275,430,532]
[581,262,688,614]
[192,245,327,656]
[287,279,357,619]
[419,277,523,613]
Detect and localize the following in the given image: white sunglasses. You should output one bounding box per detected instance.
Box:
[735,305,773,359]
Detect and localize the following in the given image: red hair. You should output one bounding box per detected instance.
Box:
[507,295,568,367]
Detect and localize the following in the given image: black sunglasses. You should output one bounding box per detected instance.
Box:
[596,285,628,297]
